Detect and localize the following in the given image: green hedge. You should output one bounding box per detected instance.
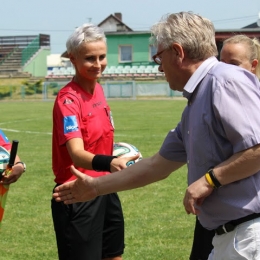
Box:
[0,86,16,98]
[22,80,43,95]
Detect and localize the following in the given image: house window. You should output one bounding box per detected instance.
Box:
[149,45,157,61]
[119,45,132,62]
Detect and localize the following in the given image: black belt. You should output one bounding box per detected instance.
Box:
[215,213,260,235]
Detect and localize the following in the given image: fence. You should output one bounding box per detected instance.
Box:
[0,80,183,101]
[43,80,183,100]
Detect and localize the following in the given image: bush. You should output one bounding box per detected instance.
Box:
[48,82,58,89]
[46,82,60,96]
[22,80,43,95]
[52,88,59,96]
[0,85,16,98]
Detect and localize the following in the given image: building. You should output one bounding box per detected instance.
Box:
[49,12,259,81]
[0,13,259,79]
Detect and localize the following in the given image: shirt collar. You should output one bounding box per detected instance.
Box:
[183,57,218,100]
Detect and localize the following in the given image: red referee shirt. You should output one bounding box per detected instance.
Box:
[52,81,114,184]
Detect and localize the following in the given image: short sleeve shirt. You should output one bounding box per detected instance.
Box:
[52,81,114,184]
[160,57,260,229]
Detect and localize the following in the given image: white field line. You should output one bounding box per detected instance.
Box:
[0,119,37,125]
[1,128,166,138]
[0,128,52,135]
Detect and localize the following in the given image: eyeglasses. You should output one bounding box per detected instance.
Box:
[152,49,167,65]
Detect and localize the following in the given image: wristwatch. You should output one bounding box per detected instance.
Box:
[15,161,26,172]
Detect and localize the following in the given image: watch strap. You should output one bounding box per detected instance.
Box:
[15,161,26,172]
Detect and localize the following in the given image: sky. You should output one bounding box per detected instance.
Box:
[1,0,260,54]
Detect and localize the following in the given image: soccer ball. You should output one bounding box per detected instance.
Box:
[113,142,142,166]
[0,146,10,175]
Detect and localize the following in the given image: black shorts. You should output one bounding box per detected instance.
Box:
[51,190,125,260]
[189,216,215,260]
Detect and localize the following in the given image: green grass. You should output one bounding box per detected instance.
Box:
[0,100,195,260]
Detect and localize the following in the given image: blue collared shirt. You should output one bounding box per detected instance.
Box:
[160,57,260,229]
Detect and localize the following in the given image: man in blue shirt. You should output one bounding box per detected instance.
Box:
[53,12,260,260]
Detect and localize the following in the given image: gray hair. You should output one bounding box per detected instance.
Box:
[65,23,106,57]
[150,12,218,60]
[223,35,260,79]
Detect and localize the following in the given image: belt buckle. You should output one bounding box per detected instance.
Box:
[221,224,228,234]
[220,223,235,234]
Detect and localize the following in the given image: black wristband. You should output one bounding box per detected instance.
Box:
[208,168,222,188]
[92,155,117,172]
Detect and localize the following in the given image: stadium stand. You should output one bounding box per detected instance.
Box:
[0,34,50,77]
[46,64,163,80]
[45,52,164,81]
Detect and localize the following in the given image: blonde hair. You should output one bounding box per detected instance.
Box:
[223,35,260,79]
[150,12,218,61]
[66,23,106,57]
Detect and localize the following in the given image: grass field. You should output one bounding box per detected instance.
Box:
[0,99,195,260]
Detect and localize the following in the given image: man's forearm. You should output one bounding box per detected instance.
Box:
[96,153,185,196]
[214,144,260,185]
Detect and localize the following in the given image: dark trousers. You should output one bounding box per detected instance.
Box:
[189,217,215,260]
[51,192,124,260]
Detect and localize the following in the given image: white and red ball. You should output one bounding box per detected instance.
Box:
[113,142,142,166]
